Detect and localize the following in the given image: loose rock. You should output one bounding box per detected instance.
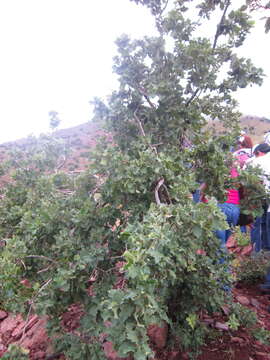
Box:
[236,295,250,306]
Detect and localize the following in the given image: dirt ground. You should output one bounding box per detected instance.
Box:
[0,280,269,359]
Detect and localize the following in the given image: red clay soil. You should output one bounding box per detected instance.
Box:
[194,239,270,360]
[152,283,270,360]
[0,224,268,359]
[197,284,270,360]
[0,282,269,359]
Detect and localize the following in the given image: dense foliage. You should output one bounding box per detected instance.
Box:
[0,1,268,359]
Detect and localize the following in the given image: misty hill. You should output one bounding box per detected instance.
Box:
[0,121,109,174]
[0,114,269,177]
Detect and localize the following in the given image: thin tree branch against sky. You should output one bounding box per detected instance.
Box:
[0,0,269,143]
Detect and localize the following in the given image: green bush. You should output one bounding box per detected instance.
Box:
[1,345,29,360]
[0,1,267,359]
[234,252,270,284]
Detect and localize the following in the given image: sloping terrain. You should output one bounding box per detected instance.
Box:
[240,115,270,143]
[0,266,269,360]
[208,115,270,144]
[0,114,268,167]
[0,121,105,175]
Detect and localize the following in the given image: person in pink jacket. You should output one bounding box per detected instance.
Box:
[215,167,240,248]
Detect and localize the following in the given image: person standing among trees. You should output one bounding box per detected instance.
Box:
[233,135,254,233]
[215,167,240,249]
[199,166,240,253]
[233,135,253,169]
[264,130,270,146]
[247,143,270,253]
[246,143,270,293]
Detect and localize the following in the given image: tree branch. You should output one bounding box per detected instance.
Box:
[162,182,172,204]
[17,278,52,342]
[37,264,54,274]
[26,255,57,264]
[134,90,172,204]
[161,0,169,15]
[134,108,158,155]
[155,178,165,205]
[185,0,231,107]
[137,86,156,110]
[55,154,67,172]
[212,0,231,50]
[185,88,201,107]
[134,108,147,137]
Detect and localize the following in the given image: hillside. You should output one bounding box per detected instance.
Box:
[239,115,270,143]
[0,121,111,189]
[0,121,104,171]
[0,114,269,159]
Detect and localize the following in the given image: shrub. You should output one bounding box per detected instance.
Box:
[234,252,270,284]
[0,1,267,359]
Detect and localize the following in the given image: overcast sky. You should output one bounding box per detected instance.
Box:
[0,0,269,144]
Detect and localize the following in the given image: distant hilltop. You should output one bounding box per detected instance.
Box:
[0,121,108,178]
[0,115,269,169]
[208,114,270,143]
[240,115,270,142]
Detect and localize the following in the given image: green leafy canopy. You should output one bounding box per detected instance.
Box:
[0,1,267,359]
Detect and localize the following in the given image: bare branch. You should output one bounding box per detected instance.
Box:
[151,142,163,147]
[137,86,156,110]
[21,304,34,339]
[186,0,231,107]
[162,183,172,205]
[17,278,52,342]
[19,258,27,270]
[8,311,39,344]
[144,94,156,110]
[26,255,57,264]
[55,154,67,172]
[155,178,165,205]
[185,88,201,107]
[212,0,231,50]
[161,0,169,15]
[37,265,53,274]
[37,278,53,295]
[134,108,147,137]
[134,108,158,155]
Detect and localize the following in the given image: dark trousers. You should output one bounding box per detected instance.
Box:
[251,205,270,252]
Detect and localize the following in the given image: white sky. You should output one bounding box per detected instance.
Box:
[0,0,269,144]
